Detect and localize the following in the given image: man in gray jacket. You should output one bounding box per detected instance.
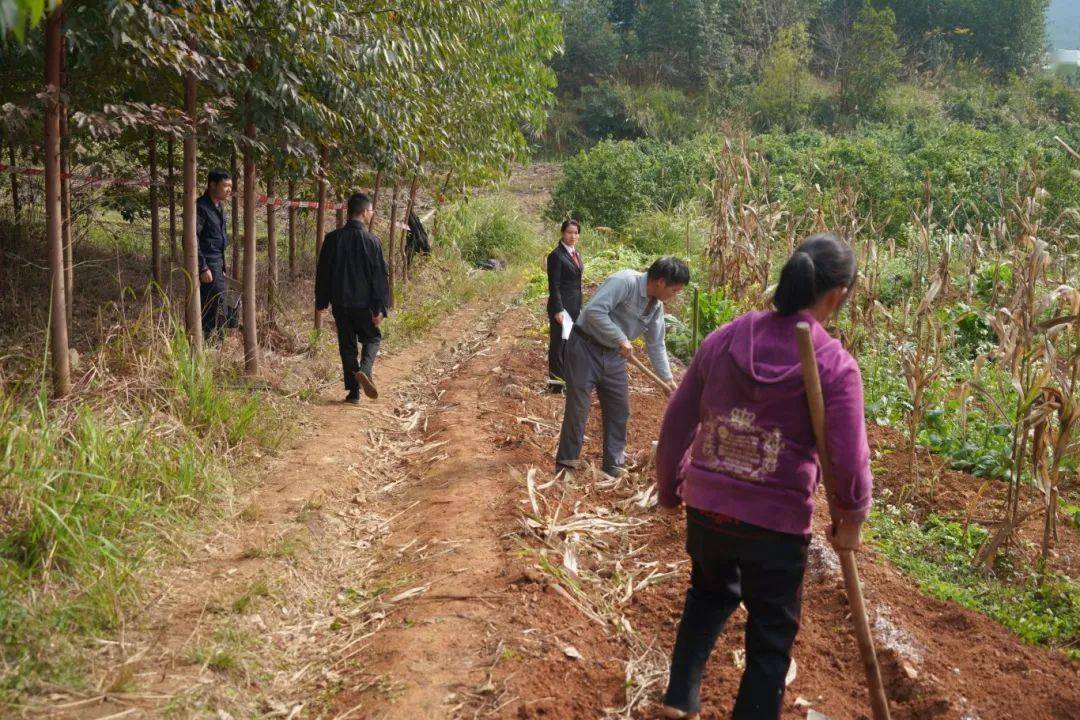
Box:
[555,256,689,477]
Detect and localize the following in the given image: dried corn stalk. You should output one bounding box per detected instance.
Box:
[900,213,951,488]
[971,170,1079,570]
[705,138,799,305]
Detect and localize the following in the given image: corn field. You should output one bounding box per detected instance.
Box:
[703,139,1079,573]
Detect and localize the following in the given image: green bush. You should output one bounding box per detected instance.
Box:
[620,204,708,257]
[921,403,1012,480]
[441,195,540,265]
[616,83,712,141]
[950,302,996,358]
[547,137,715,230]
[547,140,653,229]
[943,79,1019,129]
[550,116,1079,242]
[750,24,813,132]
[667,286,742,361]
[580,242,649,288]
[645,137,715,208]
[872,83,944,125]
[874,255,914,307]
[576,82,640,141]
[974,260,1013,302]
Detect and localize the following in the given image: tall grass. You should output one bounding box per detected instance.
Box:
[383,192,543,346]
[440,194,541,266]
[0,297,284,698]
[387,246,530,348]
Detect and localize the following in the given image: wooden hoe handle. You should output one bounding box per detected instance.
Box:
[796,322,891,720]
[627,353,672,397]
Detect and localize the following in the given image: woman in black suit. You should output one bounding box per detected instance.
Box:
[546,219,583,392]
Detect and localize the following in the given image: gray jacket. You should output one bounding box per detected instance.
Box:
[576,269,673,381]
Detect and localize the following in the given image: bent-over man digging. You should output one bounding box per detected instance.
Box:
[555,256,688,477]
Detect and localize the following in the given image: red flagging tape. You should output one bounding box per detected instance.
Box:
[1,164,346,210]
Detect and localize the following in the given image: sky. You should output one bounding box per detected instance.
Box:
[1049,0,1080,49]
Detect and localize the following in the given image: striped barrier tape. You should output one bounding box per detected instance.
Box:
[1,164,347,210]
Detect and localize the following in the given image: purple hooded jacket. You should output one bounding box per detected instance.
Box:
[656,310,872,536]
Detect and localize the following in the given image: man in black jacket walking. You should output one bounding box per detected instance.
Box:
[315,192,390,404]
[546,219,583,392]
[197,169,233,341]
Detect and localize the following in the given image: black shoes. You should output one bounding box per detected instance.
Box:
[343,370,376,404]
[355,371,379,399]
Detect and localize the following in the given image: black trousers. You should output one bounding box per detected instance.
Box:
[547,310,577,383]
[663,508,809,719]
[333,306,381,393]
[200,258,226,339]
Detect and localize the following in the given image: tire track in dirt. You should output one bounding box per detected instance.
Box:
[32,287,527,720]
[327,303,554,719]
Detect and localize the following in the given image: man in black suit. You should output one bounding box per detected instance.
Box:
[315,192,390,404]
[196,169,233,341]
[546,219,583,393]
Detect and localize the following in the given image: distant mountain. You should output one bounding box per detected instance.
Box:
[1049,0,1080,49]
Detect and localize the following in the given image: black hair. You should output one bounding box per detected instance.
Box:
[347,192,373,217]
[646,256,690,285]
[207,169,231,185]
[560,219,581,233]
[772,232,856,316]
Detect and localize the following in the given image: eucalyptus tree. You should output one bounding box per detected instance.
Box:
[6,0,238,361]
[418,0,560,184]
[2,0,563,385]
[43,8,68,394]
[217,0,358,373]
[95,0,237,354]
[0,24,43,235]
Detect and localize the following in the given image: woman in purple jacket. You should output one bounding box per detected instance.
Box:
[655,233,873,720]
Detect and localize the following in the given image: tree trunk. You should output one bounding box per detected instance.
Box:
[314,144,327,330]
[60,41,73,332]
[336,202,344,229]
[287,177,296,279]
[231,144,239,280]
[149,129,161,284]
[182,68,202,351]
[168,135,177,272]
[242,120,258,375]
[266,171,277,324]
[402,173,420,285]
[369,168,382,230]
[432,170,452,242]
[7,140,18,216]
[45,10,70,397]
[387,182,400,308]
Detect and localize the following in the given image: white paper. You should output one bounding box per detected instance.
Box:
[561,316,573,340]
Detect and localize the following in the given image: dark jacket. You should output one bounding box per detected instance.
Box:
[315,219,390,316]
[405,210,430,255]
[546,243,583,320]
[196,192,228,273]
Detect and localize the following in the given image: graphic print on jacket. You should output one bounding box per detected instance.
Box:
[697,407,784,481]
